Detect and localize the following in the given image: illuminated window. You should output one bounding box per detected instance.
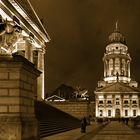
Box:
[99,100,103,104]
[124,100,128,104]
[109,59,113,70]
[121,70,124,76]
[115,58,120,70]
[133,110,136,116]
[122,59,125,70]
[107,100,112,104]
[116,102,120,105]
[132,100,137,104]
[108,110,111,116]
[125,110,128,116]
[99,110,103,116]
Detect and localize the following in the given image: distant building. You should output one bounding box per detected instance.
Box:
[94,23,140,118]
[47,84,89,101]
[45,95,66,102]
[0,0,50,100]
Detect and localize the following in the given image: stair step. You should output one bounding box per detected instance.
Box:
[40,127,79,138]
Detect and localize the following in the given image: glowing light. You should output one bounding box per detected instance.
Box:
[107,95,112,98]
[42,71,45,99]
[98,95,104,99]
[1,47,10,53]
[132,95,138,98]
[104,76,131,82]
[0,9,11,20]
[21,30,28,37]
[32,41,42,49]
[45,95,66,102]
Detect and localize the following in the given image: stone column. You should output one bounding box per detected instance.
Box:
[104,95,107,117]
[138,96,140,115]
[95,96,98,117]
[37,48,45,100]
[128,61,130,78]
[121,95,123,117]
[129,95,132,117]
[0,54,41,140]
[24,36,33,62]
[112,95,115,117]
[104,61,106,77]
[106,60,109,77]
[124,59,126,76]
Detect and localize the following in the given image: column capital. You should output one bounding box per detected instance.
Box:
[37,48,46,54]
[23,36,33,43]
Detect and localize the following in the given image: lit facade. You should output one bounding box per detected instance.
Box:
[0,0,50,100]
[94,24,140,118]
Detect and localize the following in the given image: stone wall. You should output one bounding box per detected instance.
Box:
[47,101,95,120]
[0,54,41,140]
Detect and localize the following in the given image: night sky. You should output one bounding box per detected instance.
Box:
[30,0,140,94]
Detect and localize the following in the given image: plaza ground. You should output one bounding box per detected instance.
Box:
[41,121,140,140]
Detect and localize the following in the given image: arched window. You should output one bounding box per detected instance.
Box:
[133,110,136,116]
[109,59,113,76]
[99,110,103,116]
[132,100,137,104]
[107,100,112,104]
[115,58,120,70]
[124,100,128,104]
[108,110,111,116]
[99,100,103,104]
[121,59,125,70]
[125,110,128,116]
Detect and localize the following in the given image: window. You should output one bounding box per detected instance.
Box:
[121,70,124,76]
[108,110,111,116]
[133,110,136,116]
[132,100,137,104]
[125,110,128,116]
[122,59,125,68]
[109,59,113,70]
[116,98,119,100]
[99,110,103,116]
[115,58,120,70]
[116,102,120,105]
[124,100,128,104]
[107,100,111,104]
[99,100,103,104]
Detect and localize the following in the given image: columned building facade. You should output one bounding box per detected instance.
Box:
[0,0,50,100]
[94,24,140,118]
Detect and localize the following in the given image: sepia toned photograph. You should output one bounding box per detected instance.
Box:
[0,0,140,140]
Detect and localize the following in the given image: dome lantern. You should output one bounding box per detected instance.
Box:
[108,21,126,45]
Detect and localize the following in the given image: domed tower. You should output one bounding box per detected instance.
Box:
[103,22,131,83]
[95,23,140,119]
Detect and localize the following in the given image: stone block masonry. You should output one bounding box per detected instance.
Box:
[0,54,41,140]
[48,101,94,120]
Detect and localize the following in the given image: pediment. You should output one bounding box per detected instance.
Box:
[95,82,140,93]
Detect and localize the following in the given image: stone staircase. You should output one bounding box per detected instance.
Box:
[35,101,81,138]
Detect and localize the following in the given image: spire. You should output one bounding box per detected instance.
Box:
[115,20,118,31]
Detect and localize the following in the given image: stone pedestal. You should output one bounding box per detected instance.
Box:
[0,54,41,140]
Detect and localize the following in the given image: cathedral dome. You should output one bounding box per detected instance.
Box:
[108,30,126,45]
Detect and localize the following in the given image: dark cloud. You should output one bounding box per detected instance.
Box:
[30,0,140,94]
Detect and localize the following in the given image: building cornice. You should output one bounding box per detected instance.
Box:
[0,0,50,46]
